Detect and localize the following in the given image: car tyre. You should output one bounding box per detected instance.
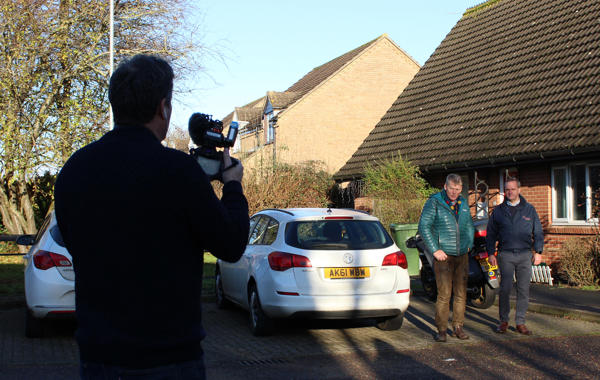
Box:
[376,313,404,331]
[25,309,44,338]
[469,283,497,309]
[215,268,231,309]
[248,284,272,336]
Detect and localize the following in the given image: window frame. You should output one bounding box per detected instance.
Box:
[551,163,600,225]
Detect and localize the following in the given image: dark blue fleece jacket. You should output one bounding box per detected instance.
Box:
[485,195,544,254]
[55,125,249,368]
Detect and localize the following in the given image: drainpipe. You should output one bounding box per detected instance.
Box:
[271,115,278,170]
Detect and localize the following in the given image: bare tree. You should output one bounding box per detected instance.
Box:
[0,0,210,239]
[164,127,191,153]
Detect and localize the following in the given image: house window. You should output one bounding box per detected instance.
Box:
[552,163,600,223]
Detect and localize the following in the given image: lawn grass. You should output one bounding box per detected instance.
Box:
[0,255,24,297]
[202,252,217,298]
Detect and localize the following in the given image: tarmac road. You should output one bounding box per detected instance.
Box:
[1,294,600,379]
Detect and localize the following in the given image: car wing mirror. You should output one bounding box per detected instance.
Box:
[16,235,35,246]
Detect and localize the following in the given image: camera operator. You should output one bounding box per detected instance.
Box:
[54,54,249,379]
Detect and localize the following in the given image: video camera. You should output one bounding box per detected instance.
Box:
[188,113,239,182]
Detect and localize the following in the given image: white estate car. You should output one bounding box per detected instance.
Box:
[216,208,410,336]
[17,210,75,338]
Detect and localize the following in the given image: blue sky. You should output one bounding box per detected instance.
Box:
[171,0,481,130]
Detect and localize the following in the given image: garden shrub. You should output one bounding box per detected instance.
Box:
[363,155,436,228]
[560,234,600,287]
[213,161,333,216]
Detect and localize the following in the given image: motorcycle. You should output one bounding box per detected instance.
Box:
[406,218,499,309]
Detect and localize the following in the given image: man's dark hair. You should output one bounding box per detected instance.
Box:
[109,54,174,125]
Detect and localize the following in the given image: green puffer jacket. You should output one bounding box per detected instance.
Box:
[417,191,474,256]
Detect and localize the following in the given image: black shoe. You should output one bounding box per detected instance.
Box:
[434,332,447,342]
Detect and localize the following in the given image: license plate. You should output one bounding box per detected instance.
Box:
[324,267,370,279]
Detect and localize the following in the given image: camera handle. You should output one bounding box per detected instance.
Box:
[222,157,239,172]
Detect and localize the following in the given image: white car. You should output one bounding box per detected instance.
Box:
[16,210,75,338]
[216,208,411,336]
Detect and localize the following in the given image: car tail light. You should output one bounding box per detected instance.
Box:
[382,251,408,269]
[33,250,72,270]
[268,251,312,271]
[475,230,487,238]
[324,216,353,220]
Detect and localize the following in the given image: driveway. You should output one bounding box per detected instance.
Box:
[1,295,600,379]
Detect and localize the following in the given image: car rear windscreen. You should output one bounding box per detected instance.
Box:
[285,220,394,250]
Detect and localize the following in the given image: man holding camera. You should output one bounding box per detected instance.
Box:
[55,54,249,379]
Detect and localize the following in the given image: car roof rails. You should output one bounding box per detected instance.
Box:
[262,208,295,216]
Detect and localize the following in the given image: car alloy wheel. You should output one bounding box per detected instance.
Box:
[248,284,272,336]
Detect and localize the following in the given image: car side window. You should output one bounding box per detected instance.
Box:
[50,225,66,247]
[248,216,260,242]
[261,218,279,245]
[248,216,268,245]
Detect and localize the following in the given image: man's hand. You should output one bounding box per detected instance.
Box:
[488,254,497,266]
[533,252,542,265]
[433,249,447,261]
[222,148,243,184]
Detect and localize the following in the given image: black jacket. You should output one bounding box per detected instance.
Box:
[485,195,544,254]
[54,125,249,368]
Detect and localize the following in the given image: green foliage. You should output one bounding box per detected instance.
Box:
[29,172,56,227]
[363,154,436,227]
[0,256,23,297]
[243,161,333,216]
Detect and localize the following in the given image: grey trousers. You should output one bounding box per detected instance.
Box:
[498,250,532,325]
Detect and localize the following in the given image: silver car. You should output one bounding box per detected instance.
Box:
[216,208,411,336]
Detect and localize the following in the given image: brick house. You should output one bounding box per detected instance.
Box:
[335,0,600,265]
[223,34,420,174]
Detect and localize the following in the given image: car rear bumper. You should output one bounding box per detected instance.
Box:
[261,292,410,319]
[26,269,75,318]
[30,306,76,319]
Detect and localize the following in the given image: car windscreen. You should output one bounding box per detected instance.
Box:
[285,220,394,250]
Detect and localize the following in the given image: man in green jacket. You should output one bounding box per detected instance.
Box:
[418,174,474,342]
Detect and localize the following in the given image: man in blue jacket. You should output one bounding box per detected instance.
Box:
[487,177,544,335]
[55,55,249,378]
[418,174,474,342]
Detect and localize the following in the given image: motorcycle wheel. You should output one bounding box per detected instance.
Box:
[469,283,497,309]
[420,266,437,301]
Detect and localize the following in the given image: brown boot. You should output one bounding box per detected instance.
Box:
[452,326,469,340]
[496,321,508,333]
[434,331,447,342]
[516,324,532,335]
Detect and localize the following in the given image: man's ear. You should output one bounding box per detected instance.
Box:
[159,98,171,120]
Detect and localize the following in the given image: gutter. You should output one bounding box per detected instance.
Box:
[334,147,600,182]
